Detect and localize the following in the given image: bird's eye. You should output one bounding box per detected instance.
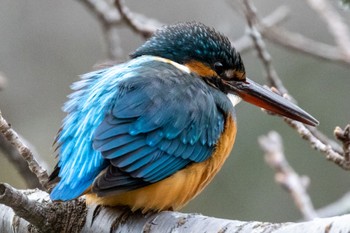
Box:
[214,62,225,75]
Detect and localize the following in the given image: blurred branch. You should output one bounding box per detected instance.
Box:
[256,2,350,66]
[79,0,162,60]
[81,0,293,65]
[307,0,350,58]
[81,0,291,60]
[241,0,289,96]
[260,26,347,64]
[0,72,7,91]
[114,0,160,39]
[0,111,49,190]
[241,0,350,170]
[78,0,122,26]
[0,134,43,188]
[79,0,123,60]
[317,191,350,217]
[259,131,317,220]
[0,73,49,189]
[233,6,290,54]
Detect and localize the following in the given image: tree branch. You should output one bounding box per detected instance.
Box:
[233,6,289,54]
[79,0,123,60]
[2,1,349,231]
[0,183,51,232]
[0,134,42,189]
[80,0,291,60]
[259,131,317,220]
[114,0,161,39]
[0,111,49,190]
[285,119,350,170]
[334,124,350,161]
[307,125,343,154]
[317,190,350,218]
[79,0,161,60]
[260,25,347,63]
[1,183,350,232]
[307,0,350,58]
[79,0,122,26]
[241,0,290,96]
[0,183,86,233]
[256,2,350,66]
[0,72,6,91]
[240,0,350,171]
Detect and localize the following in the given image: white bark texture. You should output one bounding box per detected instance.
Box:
[0,186,349,233]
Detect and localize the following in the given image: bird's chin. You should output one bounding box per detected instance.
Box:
[227,93,242,106]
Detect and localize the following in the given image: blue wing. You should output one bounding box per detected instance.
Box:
[91,59,227,196]
[50,55,232,200]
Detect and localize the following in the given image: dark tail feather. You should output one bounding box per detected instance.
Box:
[48,164,60,184]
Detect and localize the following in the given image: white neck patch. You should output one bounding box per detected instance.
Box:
[153,57,191,74]
[227,93,242,106]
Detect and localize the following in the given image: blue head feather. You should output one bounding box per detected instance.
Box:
[131,22,245,75]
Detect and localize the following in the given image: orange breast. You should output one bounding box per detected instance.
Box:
[85,115,237,213]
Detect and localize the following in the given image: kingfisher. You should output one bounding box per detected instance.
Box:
[49,22,318,213]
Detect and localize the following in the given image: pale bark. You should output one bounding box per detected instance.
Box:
[0,184,349,233]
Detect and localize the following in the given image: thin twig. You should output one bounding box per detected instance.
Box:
[260,5,290,28]
[79,0,123,60]
[285,119,350,170]
[256,2,350,66]
[232,35,253,54]
[0,134,42,188]
[233,6,290,54]
[316,191,350,217]
[334,125,350,161]
[79,0,122,27]
[307,125,343,154]
[79,0,161,60]
[241,0,350,170]
[260,25,348,64]
[259,131,317,220]
[0,72,6,91]
[114,0,160,39]
[0,111,49,190]
[241,0,289,96]
[307,0,350,58]
[104,26,124,60]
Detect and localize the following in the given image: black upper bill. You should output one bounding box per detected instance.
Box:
[224,78,319,126]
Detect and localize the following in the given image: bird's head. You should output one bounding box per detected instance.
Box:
[131,22,318,126]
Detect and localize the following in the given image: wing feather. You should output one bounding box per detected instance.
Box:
[50,56,233,200]
[92,60,229,195]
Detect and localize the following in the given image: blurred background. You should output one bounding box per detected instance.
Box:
[0,0,349,222]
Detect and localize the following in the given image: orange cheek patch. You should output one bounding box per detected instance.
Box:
[225,69,246,81]
[234,70,246,80]
[185,60,217,77]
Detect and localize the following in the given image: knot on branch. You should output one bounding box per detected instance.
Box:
[334,124,350,161]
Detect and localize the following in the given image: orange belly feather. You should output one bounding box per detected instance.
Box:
[85,114,237,213]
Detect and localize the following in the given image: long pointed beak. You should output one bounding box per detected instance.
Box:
[225,78,319,126]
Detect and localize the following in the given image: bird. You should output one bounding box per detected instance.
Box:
[49,22,318,213]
